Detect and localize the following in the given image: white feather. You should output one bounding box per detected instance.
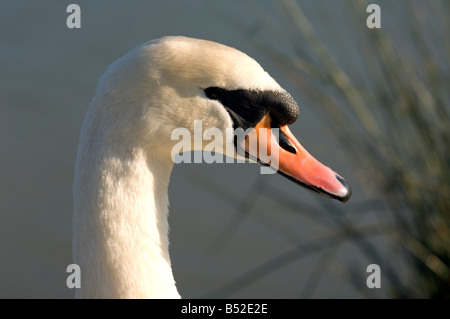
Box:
[73,36,284,298]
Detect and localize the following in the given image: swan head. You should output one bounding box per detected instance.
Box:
[93,36,351,202]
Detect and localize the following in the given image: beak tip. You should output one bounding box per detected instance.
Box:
[335,175,352,203]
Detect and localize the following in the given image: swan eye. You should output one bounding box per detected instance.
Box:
[204,87,225,100]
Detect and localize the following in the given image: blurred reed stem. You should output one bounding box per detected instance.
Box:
[201,0,449,298]
[255,0,450,298]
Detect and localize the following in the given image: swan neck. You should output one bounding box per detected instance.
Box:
[73,143,179,298]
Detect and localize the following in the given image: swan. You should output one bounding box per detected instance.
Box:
[73,36,351,299]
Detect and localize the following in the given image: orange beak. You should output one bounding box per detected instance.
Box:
[245,114,351,202]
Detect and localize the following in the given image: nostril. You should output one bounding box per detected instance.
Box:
[270,121,297,154]
[335,175,352,203]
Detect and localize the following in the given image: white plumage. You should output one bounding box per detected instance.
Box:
[73,36,351,299]
[73,36,286,298]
